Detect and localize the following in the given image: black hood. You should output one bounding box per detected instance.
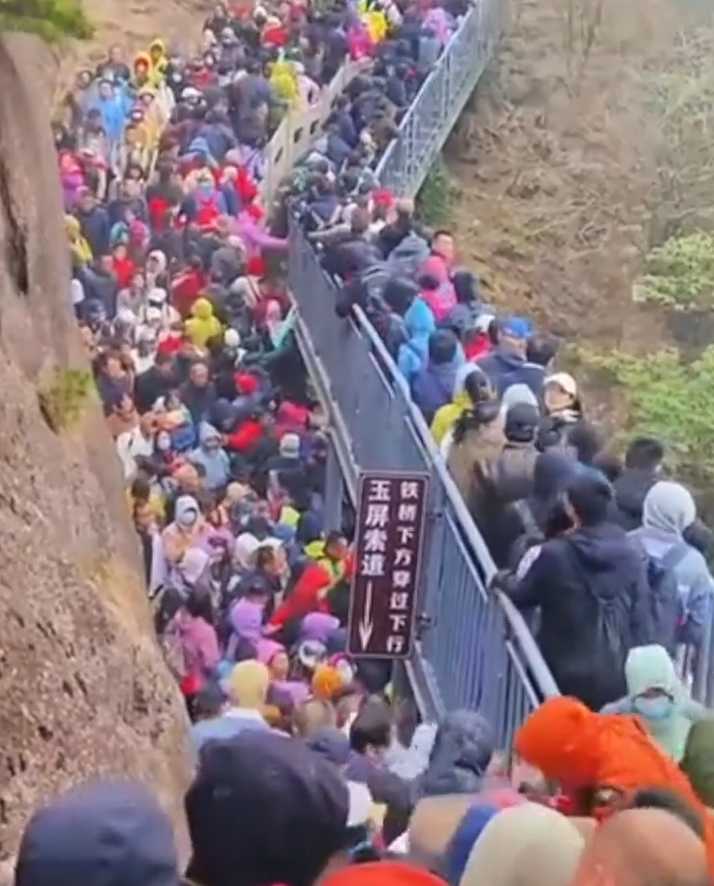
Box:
[567,523,632,581]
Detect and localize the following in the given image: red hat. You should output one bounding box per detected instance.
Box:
[372,188,395,208]
[323,862,446,886]
[234,372,259,395]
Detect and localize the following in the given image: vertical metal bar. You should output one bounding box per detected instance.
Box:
[323,436,343,532]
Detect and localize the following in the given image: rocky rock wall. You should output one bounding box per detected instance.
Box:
[0,34,190,880]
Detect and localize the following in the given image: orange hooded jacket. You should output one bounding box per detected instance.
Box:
[515,696,714,875]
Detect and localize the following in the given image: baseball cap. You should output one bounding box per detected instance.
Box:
[545,372,578,397]
[500,316,532,340]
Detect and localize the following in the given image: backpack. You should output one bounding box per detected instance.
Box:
[645,542,690,654]
[386,232,429,279]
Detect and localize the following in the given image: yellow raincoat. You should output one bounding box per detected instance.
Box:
[148,38,168,85]
[65,215,92,266]
[185,297,223,349]
[270,60,299,105]
[431,388,471,444]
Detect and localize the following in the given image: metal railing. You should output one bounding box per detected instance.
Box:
[375,0,508,197]
[260,59,369,208]
[290,217,559,745]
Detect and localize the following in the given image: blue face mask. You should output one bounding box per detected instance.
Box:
[634,695,674,721]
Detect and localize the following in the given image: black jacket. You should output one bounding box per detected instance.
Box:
[134,366,177,414]
[612,468,656,531]
[501,523,653,709]
[179,380,217,427]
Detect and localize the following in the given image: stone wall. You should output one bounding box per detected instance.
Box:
[0,34,190,880]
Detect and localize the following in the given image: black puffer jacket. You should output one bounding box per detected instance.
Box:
[500,522,654,709]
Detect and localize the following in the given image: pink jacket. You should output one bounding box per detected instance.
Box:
[179,614,220,682]
[419,254,456,319]
[233,210,288,261]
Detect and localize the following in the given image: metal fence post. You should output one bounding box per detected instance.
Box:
[324,435,344,533]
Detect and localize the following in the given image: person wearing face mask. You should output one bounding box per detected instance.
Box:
[601,645,712,765]
[187,171,228,231]
[189,422,231,491]
[161,494,207,566]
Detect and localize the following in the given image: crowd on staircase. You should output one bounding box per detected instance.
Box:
[22,0,714,881]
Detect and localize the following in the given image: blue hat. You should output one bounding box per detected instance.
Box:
[15,780,179,886]
[500,316,532,340]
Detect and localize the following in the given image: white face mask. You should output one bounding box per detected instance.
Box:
[177,510,198,528]
[634,695,674,722]
[157,435,172,451]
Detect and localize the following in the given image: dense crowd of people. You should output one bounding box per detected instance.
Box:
[35,0,714,880]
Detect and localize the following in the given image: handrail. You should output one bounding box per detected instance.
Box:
[288,203,558,737]
[284,0,559,737]
[353,301,560,703]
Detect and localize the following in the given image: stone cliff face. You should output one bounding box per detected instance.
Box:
[0,35,190,879]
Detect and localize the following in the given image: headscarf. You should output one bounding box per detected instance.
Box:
[624,644,693,762]
[458,803,584,886]
[234,532,260,570]
[501,383,539,412]
[642,481,697,537]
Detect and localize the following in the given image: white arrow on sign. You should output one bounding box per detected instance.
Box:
[358,580,374,650]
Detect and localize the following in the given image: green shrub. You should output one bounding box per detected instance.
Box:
[38,368,94,432]
[416,155,457,228]
[633,232,714,311]
[0,0,94,41]
[578,346,714,479]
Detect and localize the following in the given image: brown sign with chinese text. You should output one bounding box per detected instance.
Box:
[347,472,429,658]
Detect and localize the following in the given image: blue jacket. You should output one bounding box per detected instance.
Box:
[77,206,111,257]
[412,355,461,424]
[629,526,714,647]
[189,422,231,490]
[94,95,127,144]
[477,346,538,397]
[398,298,435,381]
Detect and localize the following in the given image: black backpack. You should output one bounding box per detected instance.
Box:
[645,542,690,654]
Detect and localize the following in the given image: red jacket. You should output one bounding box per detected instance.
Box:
[113,256,136,290]
[225,419,263,453]
[269,561,333,628]
[172,269,206,318]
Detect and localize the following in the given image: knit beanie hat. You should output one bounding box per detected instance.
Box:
[227,660,270,708]
[504,402,540,443]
